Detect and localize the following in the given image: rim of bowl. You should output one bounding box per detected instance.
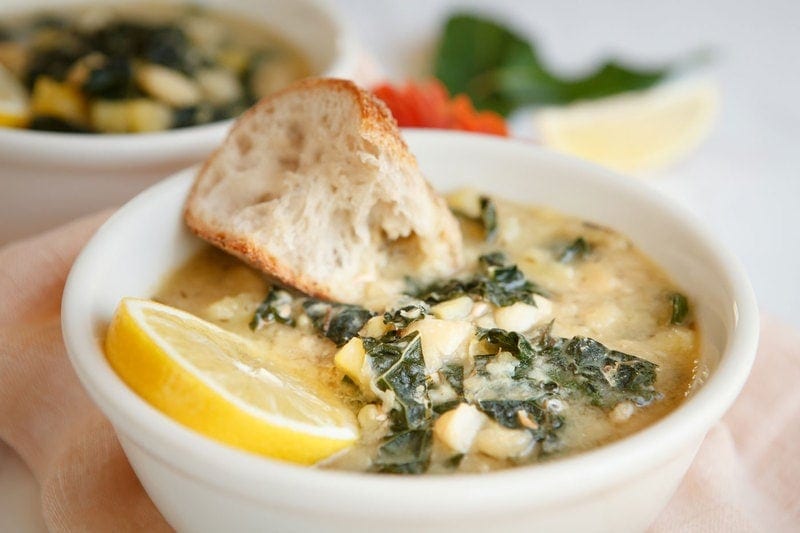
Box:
[0,0,359,169]
[62,130,759,513]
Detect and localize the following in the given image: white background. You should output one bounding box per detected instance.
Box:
[2,0,798,530]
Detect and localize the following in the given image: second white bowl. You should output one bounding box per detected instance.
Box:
[0,0,360,243]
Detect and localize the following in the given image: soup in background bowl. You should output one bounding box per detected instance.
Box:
[0,0,360,243]
[62,131,758,532]
[0,2,310,133]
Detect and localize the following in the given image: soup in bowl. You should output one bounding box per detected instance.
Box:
[62,130,758,532]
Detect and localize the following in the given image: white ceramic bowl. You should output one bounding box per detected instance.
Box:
[62,131,759,533]
[0,0,360,243]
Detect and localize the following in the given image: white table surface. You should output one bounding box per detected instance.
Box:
[2,0,798,529]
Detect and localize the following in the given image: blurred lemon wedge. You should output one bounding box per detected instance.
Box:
[0,63,29,128]
[105,298,358,464]
[535,81,719,174]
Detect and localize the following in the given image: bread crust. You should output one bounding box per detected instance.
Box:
[184,78,463,303]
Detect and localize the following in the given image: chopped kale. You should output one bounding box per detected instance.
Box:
[25,47,87,88]
[360,320,659,472]
[476,398,563,442]
[28,116,90,133]
[472,354,496,376]
[383,299,430,329]
[474,324,659,409]
[441,364,464,395]
[249,291,373,345]
[445,453,465,469]
[249,287,295,330]
[558,237,592,263]
[479,196,498,242]
[670,293,690,325]
[432,400,460,414]
[82,56,133,99]
[411,252,545,307]
[476,327,535,366]
[548,336,660,408]
[449,194,497,242]
[143,25,191,72]
[365,331,433,473]
[303,299,375,347]
[373,429,432,474]
[364,331,430,431]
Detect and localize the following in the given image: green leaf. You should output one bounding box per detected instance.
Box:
[249,287,295,330]
[474,324,660,409]
[476,398,563,442]
[558,237,592,263]
[441,364,464,395]
[411,252,545,307]
[476,327,535,366]
[364,331,430,431]
[479,196,498,242]
[670,293,690,325]
[434,13,673,115]
[373,429,432,474]
[383,299,430,329]
[302,299,374,346]
[549,336,660,408]
[365,332,434,474]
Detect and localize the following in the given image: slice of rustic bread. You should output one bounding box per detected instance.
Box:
[184,78,463,304]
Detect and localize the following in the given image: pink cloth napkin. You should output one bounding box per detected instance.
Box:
[0,214,797,532]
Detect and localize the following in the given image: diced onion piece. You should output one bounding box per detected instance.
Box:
[429,381,458,407]
[127,99,173,132]
[197,68,242,105]
[357,404,387,443]
[433,403,487,453]
[333,337,374,398]
[484,352,519,378]
[493,302,540,332]
[30,77,89,126]
[475,421,534,459]
[90,99,172,133]
[136,63,202,107]
[405,318,473,373]
[360,315,389,338]
[431,296,473,320]
[446,187,482,218]
[216,48,250,75]
[609,401,635,423]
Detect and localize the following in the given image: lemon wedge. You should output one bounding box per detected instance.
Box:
[0,63,29,128]
[535,81,719,174]
[105,298,358,464]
